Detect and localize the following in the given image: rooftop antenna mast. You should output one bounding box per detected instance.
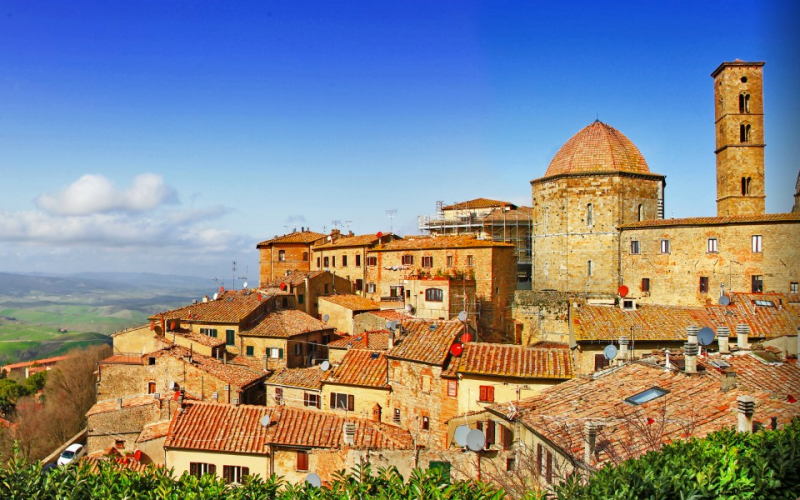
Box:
[331,220,341,230]
[344,220,352,232]
[231,261,237,290]
[238,265,249,290]
[386,209,397,233]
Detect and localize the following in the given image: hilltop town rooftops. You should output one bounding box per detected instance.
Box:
[265,366,325,391]
[165,402,414,452]
[261,270,326,288]
[313,233,400,250]
[239,309,333,338]
[444,344,575,380]
[328,331,392,350]
[372,235,513,251]
[386,320,464,366]
[489,354,800,469]
[137,420,172,443]
[150,290,268,324]
[1,355,67,373]
[256,230,327,247]
[619,212,800,229]
[148,346,266,389]
[325,349,388,389]
[442,198,516,211]
[319,294,381,312]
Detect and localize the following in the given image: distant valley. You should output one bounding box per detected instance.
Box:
[0,272,217,364]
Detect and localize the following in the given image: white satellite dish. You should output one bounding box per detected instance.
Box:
[306,473,322,488]
[213,292,219,300]
[320,361,331,372]
[603,344,618,361]
[405,303,413,312]
[457,311,467,322]
[466,429,485,452]
[260,414,271,427]
[169,381,178,390]
[454,425,471,447]
[243,282,248,289]
[322,314,330,322]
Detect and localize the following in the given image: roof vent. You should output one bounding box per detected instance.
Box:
[343,422,356,446]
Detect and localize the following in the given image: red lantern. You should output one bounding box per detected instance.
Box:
[450,343,463,356]
[461,333,472,343]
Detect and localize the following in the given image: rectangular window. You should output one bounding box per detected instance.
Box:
[421,375,431,393]
[367,256,377,266]
[660,239,670,254]
[707,238,718,253]
[296,451,309,471]
[246,345,254,357]
[752,235,762,253]
[295,343,302,356]
[546,450,553,484]
[506,458,516,472]
[342,255,348,267]
[303,392,320,408]
[422,256,434,268]
[274,387,283,404]
[485,420,495,445]
[630,240,640,254]
[751,275,764,293]
[366,283,376,293]
[298,294,304,304]
[447,380,458,397]
[425,288,443,302]
[641,278,650,293]
[356,254,361,267]
[222,465,249,484]
[269,348,284,359]
[331,256,336,267]
[446,255,453,268]
[536,444,543,477]
[421,415,430,431]
[355,279,363,291]
[478,385,495,402]
[699,277,709,293]
[200,328,218,338]
[316,257,320,268]
[189,462,216,478]
[226,330,235,346]
[330,392,354,411]
[466,255,474,267]
[323,257,330,267]
[595,353,610,371]
[402,254,414,265]
[791,282,799,294]
[393,408,401,424]
[147,381,156,394]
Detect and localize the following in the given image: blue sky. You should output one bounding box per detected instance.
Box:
[1,1,798,281]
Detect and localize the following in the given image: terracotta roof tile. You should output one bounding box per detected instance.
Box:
[152,346,266,389]
[482,206,533,223]
[366,310,413,322]
[87,394,161,417]
[100,355,144,365]
[320,294,381,312]
[150,290,267,324]
[262,270,326,288]
[257,231,327,247]
[704,293,800,339]
[266,366,325,390]
[328,331,391,350]
[268,406,413,450]
[530,340,570,349]
[137,420,172,442]
[496,357,800,469]
[313,233,400,250]
[450,344,575,380]
[373,235,512,251]
[619,212,800,229]
[325,350,388,389]
[442,198,515,210]
[573,304,712,342]
[239,309,333,338]
[386,319,464,365]
[541,121,653,178]
[165,402,273,454]
[1,355,67,371]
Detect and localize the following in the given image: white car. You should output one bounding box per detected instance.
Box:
[56,444,85,466]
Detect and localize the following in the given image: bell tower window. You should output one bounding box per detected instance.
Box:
[739,123,751,143]
[739,93,750,113]
[741,177,751,196]
[586,203,593,226]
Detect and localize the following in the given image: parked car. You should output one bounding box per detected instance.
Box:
[56,444,85,466]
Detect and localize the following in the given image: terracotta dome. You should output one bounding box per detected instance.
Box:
[543,120,650,177]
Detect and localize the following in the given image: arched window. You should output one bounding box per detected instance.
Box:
[742,177,752,196]
[425,288,443,302]
[637,204,643,221]
[740,123,751,143]
[586,203,593,226]
[278,250,286,262]
[739,93,751,113]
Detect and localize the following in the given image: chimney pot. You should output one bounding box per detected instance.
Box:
[717,326,731,354]
[721,370,737,392]
[618,336,630,366]
[736,324,750,349]
[687,325,699,344]
[583,421,598,465]
[737,395,755,433]
[684,342,699,374]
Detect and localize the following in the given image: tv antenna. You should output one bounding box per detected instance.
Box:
[386,209,397,233]
[238,265,249,290]
[231,261,238,290]
[331,220,341,230]
[344,220,352,231]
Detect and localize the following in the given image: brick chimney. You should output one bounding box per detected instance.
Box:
[717,326,731,354]
[684,343,699,374]
[583,421,598,465]
[721,370,737,392]
[736,324,750,349]
[618,336,630,366]
[737,395,755,433]
[372,403,382,422]
[686,325,699,345]
[388,330,395,350]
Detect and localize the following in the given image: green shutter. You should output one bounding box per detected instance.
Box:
[212,329,218,338]
[246,346,254,356]
[278,348,284,359]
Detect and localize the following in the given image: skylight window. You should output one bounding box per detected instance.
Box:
[624,387,669,405]
[754,300,774,307]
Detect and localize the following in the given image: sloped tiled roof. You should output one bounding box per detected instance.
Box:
[704,293,800,339]
[541,121,654,178]
[1,355,67,372]
[493,356,800,469]
[313,233,399,250]
[261,270,326,288]
[239,309,333,338]
[619,212,800,229]
[137,420,172,443]
[482,206,533,223]
[366,310,413,322]
[268,406,413,450]
[386,320,464,366]
[442,198,515,211]
[373,235,512,251]
[152,346,266,389]
[320,294,381,312]
[449,344,574,380]
[150,291,266,324]
[87,395,160,417]
[325,349,388,389]
[257,231,327,247]
[165,402,273,455]
[328,331,391,350]
[265,366,325,390]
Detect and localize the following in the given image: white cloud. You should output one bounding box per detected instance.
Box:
[36,173,178,215]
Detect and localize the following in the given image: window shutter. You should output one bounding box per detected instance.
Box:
[297,451,308,471]
[479,386,486,401]
[348,394,355,411]
[243,467,249,478]
[190,463,197,476]
[476,421,483,431]
[485,420,495,445]
[316,396,321,409]
[330,393,336,409]
[536,444,543,476]
[303,393,309,406]
[223,465,231,483]
[488,386,495,402]
[209,464,216,475]
[278,348,284,359]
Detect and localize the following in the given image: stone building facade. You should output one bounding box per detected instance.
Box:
[256,229,327,285]
[311,233,400,294]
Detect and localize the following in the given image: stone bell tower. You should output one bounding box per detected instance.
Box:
[712,60,766,216]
